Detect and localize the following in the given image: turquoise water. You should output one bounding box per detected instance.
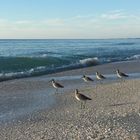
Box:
[0,39,140,81]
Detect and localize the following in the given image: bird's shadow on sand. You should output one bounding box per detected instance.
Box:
[107,102,137,107]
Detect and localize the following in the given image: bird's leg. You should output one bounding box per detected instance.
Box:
[100,80,102,84]
[83,101,86,109]
[118,80,122,94]
[120,78,124,83]
[81,102,84,109]
[55,88,58,94]
[80,102,83,109]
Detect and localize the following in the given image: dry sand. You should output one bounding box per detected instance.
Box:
[0,60,140,140]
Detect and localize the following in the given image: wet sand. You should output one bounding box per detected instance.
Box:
[0,60,140,139]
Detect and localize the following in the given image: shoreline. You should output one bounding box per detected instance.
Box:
[0,60,140,82]
[46,60,140,77]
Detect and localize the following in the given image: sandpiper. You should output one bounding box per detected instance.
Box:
[51,79,64,93]
[116,69,129,79]
[75,89,92,109]
[96,71,106,81]
[82,75,94,82]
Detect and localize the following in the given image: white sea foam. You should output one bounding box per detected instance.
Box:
[36,66,46,70]
[126,54,140,60]
[79,57,99,66]
[0,66,48,81]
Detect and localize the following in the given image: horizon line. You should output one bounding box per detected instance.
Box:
[0,37,140,40]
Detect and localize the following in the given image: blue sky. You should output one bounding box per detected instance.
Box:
[0,0,140,39]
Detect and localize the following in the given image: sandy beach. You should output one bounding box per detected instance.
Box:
[0,60,140,140]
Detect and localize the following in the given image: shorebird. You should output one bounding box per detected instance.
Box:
[116,69,129,81]
[96,71,106,83]
[75,89,92,109]
[51,79,64,93]
[82,75,94,83]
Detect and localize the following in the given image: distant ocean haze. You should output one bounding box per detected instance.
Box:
[0,39,140,81]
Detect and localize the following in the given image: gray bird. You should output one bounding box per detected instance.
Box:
[116,69,129,78]
[82,75,94,82]
[75,89,92,109]
[96,71,106,81]
[51,79,64,93]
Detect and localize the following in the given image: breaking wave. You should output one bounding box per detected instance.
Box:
[79,57,99,66]
[0,56,100,81]
[126,54,140,60]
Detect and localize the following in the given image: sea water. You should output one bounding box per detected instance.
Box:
[0,39,140,81]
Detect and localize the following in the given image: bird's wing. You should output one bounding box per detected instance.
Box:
[87,77,94,81]
[121,72,129,77]
[81,93,92,100]
[56,82,64,88]
[100,74,106,79]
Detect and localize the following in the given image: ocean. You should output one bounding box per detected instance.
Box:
[0,39,140,81]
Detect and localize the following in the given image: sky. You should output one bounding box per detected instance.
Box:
[0,0,140,39]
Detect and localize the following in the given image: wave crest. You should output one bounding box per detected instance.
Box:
[126,54,140,60]
[79,57,99,66]
[0,66,48,82]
